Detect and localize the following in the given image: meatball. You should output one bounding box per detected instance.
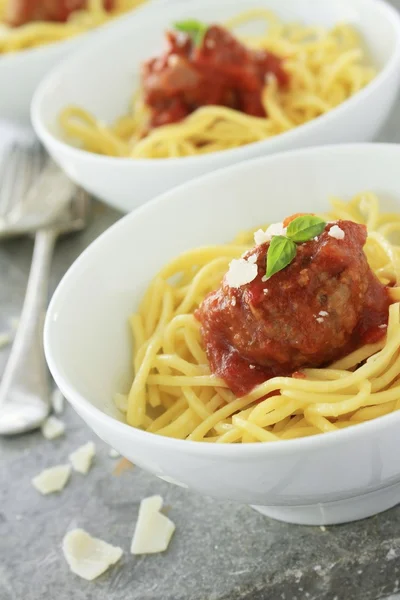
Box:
[141,25,288,128]
[196,220,389,396]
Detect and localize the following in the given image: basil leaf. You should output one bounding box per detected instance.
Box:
[286,215,326,243]
[266,236,297,279]
[174,19,208,47]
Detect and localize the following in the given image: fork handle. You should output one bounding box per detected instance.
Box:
[0,229,56,435]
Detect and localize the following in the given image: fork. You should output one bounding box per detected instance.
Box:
[0,142,45,230]
[0,158,90,435]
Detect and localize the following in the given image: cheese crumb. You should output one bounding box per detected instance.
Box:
[51,388,65,415]
[316,317,324,323]
[131,495,175,555]
[167,54,179,67]
[328,225,345,240]
[62,529,123,581]
[231,297,237,307]
[249,365,255,370]
[379,324,387,329]
[32,465,71,495]
[226,258,258,288]
[41,416,65,440]
[263,289,269,295]
[69,442,96,474]
[254,222,287,246]
[254,229,268,245]
[386,548,397,560]
[108,448,120,459]
[318,311,328,317]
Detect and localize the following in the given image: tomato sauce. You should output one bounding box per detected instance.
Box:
[141,25,288,129]
[196,220,391,397]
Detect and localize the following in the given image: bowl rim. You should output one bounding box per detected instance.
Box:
[32,0,400,168]
[44,142,400,458]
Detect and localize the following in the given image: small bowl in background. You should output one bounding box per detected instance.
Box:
[32,0,400,212]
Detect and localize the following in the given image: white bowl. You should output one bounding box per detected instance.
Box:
[32,0,400,213]
[45,143,400,526]
[0,0,159,124]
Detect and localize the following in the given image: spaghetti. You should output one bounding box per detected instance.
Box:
[59,9,376,159]
[0,0,147,53]
[115,193,400,443]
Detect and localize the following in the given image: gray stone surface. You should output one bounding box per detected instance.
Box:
[3,4,400,596]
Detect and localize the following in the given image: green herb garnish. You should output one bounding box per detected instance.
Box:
[286,215,326,243]
[266,236,297,279]
[174,19,208,47]
[265,215,326,279]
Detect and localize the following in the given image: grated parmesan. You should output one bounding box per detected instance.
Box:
[328,225,345,240]
[62,529,123,581]
[32,464,71,495]
[254,222,287,246]
[167,54,179,67]
[318,311,328,317]
[131,495,175,555]
[316,317,324,323]
[225,258,258,288]
[41,416,65,440]
[69,441,96,474]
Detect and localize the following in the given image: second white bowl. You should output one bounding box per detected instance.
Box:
[44,143,400,525]
[32,0,400,212]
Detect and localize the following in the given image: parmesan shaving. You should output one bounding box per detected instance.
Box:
[254,222,287,245]
[32,465,71,494]
[328,225,345,240]
[131,495,175,555]
[41,416,65,440]
[62,529,123,581]
[226,258,258,288]
[69,441,95,474]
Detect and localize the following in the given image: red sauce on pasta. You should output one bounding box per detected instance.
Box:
[196,219,390,397]
[5,0,113,27]
[141,25,288,129]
